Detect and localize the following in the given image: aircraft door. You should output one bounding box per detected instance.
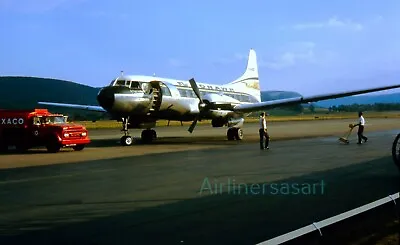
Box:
[147,81,163,115]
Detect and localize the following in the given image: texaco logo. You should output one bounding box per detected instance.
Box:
[1,118,24,125]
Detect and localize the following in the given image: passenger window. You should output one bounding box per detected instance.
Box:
[160,84,171,96]
[178,89,187,97]
[249,96,258,103]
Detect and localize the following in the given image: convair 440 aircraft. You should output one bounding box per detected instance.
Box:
[39,49,400,146]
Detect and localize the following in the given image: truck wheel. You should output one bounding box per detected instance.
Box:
[73,144,85,151]
[46,137,61,153]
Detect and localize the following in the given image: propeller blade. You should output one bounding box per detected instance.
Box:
[189,78,203,103]
[188,78,208,133]
[188,118,198,133]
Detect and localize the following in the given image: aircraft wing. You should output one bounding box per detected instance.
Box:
[38,102,106,112]
[233,84,400,113]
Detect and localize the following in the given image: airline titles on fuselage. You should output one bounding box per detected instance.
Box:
[175,81,235,92]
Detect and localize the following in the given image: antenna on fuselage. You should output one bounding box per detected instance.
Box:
[121,70,124,76]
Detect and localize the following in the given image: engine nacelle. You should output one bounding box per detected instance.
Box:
[227,118,244,128]
[211,117,244,128]
[202,93,240,104]
[128,120,156,129]
[211,117,227,127]
[209,109,232,127]
[208,109,232,118]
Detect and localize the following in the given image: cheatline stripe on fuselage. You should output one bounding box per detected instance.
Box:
[171,77,259,92]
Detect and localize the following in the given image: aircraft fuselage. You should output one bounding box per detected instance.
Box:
[96,75,258,127]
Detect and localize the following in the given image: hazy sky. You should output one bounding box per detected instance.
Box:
[1,0,399,96]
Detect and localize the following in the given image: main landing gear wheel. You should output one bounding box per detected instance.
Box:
[141,129,157,144]
[391,133,400,171]
[227,128,243,141]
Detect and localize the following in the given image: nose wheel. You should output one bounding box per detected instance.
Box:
[120,117,133,146]
[121,135,133,146]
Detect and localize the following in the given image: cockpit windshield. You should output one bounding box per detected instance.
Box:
[115,80,126,86]
[110,78,151,93]
[111,79,137,89]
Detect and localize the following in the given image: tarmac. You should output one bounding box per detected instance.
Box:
[0,118,399,244]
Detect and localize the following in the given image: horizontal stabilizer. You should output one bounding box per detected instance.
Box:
[233,84,400,113]
[38,102,106,112]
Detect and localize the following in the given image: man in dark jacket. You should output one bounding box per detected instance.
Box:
[259,112,270,149]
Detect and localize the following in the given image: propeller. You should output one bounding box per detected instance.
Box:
[188,78,207,133]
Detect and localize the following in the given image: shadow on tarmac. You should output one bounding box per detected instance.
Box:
[0,133,353,155]
[0,153,399,245]
[0,136,245,155]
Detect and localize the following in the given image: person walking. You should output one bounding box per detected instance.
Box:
[352,111,368,144]
[259,112,270,150]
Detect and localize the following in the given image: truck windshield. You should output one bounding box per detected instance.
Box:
[42,116,66,124]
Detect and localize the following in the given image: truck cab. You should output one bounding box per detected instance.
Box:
[0,109,90,153]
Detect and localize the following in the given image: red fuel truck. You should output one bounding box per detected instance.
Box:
[0,109,90,153]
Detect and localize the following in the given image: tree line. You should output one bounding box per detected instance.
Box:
[327,103,400,112]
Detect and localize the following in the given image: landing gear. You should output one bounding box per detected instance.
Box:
[120,117,133,146]
[227,127,243,141]
[141,129,157,144]
[119,117,158,145]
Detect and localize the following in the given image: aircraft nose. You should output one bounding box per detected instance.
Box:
[97,86,134,110]
[97,87,116,110]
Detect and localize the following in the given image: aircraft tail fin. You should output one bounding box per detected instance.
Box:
[226,49,261,102]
